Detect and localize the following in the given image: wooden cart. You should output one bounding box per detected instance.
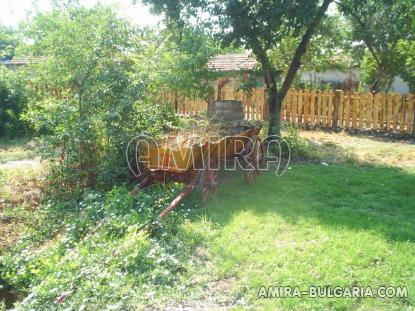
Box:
[133,127,264,218]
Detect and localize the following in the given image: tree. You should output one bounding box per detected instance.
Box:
[0,24,19,61]
[0,25,19,61]
[132,26,220,102]
[396,12,415,93]
[269,14,353,87]
[23,4,176,190]
[338,0,415,92]
[0,65,30,137]
[397,40,415,92]
[143,0,333,136]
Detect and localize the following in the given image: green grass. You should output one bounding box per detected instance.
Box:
[0,165,44,255]
[195,165,415,309]
[0,137,40,163]
[300,130,415,170]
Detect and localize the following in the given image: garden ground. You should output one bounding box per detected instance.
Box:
[0,130,414,310]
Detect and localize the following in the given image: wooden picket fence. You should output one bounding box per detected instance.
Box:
[160,88,415,134]
[282,89,415,133]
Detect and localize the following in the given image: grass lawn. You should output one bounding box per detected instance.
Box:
[1,132,415,310]
[192,164,415,309]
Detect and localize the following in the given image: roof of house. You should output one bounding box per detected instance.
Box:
[207,52,257,72]
[1,57,44,67]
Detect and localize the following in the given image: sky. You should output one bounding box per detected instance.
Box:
[0,0,161,28]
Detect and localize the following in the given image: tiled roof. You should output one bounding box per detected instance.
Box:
[207,52,257,72]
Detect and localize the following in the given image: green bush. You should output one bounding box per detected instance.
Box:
[0,66,30,138]
[0,183,204,310]
[23,5,179,192]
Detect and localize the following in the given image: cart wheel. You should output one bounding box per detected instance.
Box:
[199,157,219,206]
[254,139,266,175]
[244,138,265,184]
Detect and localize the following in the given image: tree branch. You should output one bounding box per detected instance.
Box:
[334,0,381,66]
[277,0,334,104]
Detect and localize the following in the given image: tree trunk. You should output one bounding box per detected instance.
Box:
[265,68,280,137]
[78,89,83,173]
[260,0,333,137]
[253,48,280,137]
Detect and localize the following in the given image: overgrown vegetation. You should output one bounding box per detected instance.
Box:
[0,66,31,138]
[0,25,19,61]
[22,6,168,191]
[1,184,207,310]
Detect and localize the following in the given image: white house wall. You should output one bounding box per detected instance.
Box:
[390,76,410,94]
[301,69,410,94]
[301,69,358,84]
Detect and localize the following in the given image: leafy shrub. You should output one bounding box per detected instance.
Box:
[0,66,30,138]
[0,183,205,310]
[280,123,310,158]
[23,5,179,192]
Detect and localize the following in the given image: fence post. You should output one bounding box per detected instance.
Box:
[412,96,415,137]
[332,90,341,130]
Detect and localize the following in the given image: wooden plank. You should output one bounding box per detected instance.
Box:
[322,91,326,125]
[256,89,263,120]
[344,91,351,128]
[292,89,297,123]
[400,95,407,132]
[393,94,400,132]
[259,89,264,120]
[248,92,254,120]
[325,91,330,126]
[352,92,358,129]
[373,94,380,129]
[332,90,340,129]
[292,90,298,123]
[281,90,287,121]
[243,91,248,120]
[338,90,344,128]
[247,92,252,120]
[322,91,327,126]
[317,91,321,125]
[386,94,393,131]
[407,94,414,133]
[284,90,290,122]
[297,90,303,124]
[327,91,333,126]
[310,90,316,125]
[316,91,321,125]
[359,93,364,130]
[250,90,255,120]
[366,92,373,129]
[304,90,310,125]
[378,93,385,130]
[250,92,255,120]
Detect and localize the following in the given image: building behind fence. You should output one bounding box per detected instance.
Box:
[160,88,415,134]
